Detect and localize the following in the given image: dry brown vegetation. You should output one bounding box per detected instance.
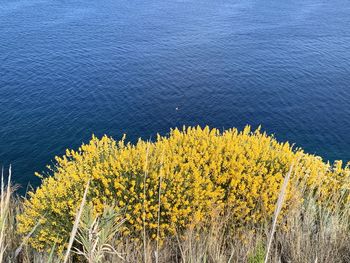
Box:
[1,165,350,263]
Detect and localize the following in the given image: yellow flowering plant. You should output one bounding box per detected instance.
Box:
[17,126,350,251]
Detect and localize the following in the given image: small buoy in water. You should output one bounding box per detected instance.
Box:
[175,107,179,111]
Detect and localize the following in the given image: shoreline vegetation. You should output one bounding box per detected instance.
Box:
[1,126,350,262]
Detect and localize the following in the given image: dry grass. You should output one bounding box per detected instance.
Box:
[63,179,90,263]
[0,165,349,263]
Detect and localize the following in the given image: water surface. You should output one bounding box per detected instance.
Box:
[1,0,350,187]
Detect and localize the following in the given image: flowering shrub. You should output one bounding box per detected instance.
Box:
[17,126,350,251]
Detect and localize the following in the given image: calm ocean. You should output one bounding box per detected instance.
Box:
[0,0,349,187]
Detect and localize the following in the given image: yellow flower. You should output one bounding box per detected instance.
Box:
[17,126,350,251]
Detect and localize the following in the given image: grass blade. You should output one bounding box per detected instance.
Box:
[63,179,90,263]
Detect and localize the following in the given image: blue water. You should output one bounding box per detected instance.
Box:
[1,0,349,187]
